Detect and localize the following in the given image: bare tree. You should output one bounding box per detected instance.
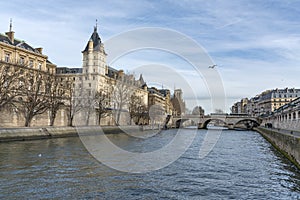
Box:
[48,76,65,126]
[112,77,133,125]
[17,70,50,127]
[214,109,224,114]
[94,89,111,125]
[192,106,205,116]
[64,78,83,127]
[129,93,147,125]
[81,89,95,126]
[0,62,24,111]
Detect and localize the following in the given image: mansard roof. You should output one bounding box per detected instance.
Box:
[83,26,103,52]
[0,33,42,54]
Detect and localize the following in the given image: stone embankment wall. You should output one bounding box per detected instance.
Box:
[0,126,145,142]
[256,127,300,169]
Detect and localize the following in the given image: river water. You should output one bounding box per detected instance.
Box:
[0,129,299,199]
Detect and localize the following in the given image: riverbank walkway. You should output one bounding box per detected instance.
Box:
[259,126,300,138]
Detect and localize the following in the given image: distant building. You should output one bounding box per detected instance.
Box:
[231,88,300,117]
[56,67,82,74]
[264,97,300,131]
[56,24,148,126]
[171,89,186,117]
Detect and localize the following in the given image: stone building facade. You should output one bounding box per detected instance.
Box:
[263,97,300,131]
[231,88,300,117]
[0,22,61,127]
[0,22,186,127]
[171,89,186,117]
[56,25,148,126]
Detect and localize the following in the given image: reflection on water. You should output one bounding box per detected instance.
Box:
[0,129,299,199]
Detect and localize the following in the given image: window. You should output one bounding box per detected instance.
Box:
[293,112,296,120]
[38,62,42,70]
[29,60,33,68]
[89,83,91,87]
[4,53,10,62]
[93,76,95,80]
[19,57,25,65]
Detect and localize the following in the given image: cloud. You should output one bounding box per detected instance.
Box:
[1,0,300,113]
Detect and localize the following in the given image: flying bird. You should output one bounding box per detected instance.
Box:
[208,64,217,69]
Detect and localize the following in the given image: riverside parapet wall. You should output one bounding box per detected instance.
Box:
[255,127,300,169]
[0,126,150,142]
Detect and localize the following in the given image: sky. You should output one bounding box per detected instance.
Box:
[1,0,300,113]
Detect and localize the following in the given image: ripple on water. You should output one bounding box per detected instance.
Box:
[0,130,300,199]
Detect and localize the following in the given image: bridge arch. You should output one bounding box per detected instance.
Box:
[202,118,227,129]
[234,119,260,129]
[175,119,196,128]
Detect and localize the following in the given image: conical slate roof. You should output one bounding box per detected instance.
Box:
[83,26,102,52]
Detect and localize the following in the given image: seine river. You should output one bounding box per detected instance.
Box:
[0,129,300,199]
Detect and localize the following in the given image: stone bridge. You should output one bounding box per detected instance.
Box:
[171,114,261,129]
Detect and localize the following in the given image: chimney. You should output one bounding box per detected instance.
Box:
[5,19,14,44]
[5,31,14,44]
[88,39,93,52]
[35,47,43,54]
[118,70,124,77]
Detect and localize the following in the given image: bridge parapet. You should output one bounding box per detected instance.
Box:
[172,114,261,129]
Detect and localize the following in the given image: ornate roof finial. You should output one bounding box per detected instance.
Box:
[9,18,12,32]
[94,19,98,32]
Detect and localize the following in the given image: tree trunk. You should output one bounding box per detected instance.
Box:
[68,116,73,127]
[98,113,101,126]
[85,113,90,126]
[50,111,57,126]
[116,110,121,126]
[24,114,32,127]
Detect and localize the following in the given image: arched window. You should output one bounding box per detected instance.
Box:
[293,112,296,120]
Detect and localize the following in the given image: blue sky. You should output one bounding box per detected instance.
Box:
[1,0,300,113]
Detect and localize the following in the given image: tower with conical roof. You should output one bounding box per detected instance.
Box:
[82,23,107,77]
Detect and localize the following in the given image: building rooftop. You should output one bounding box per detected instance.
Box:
[0,33,42,55]
[82,26,105,53]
